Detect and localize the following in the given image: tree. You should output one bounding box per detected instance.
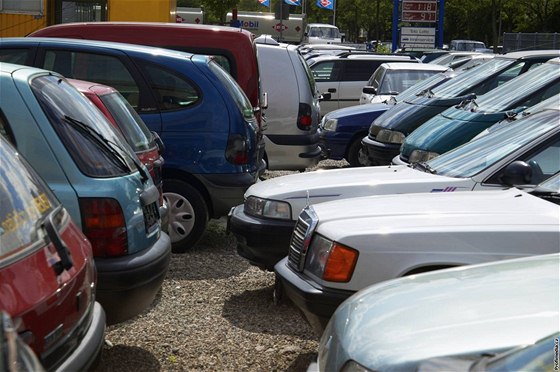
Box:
[200,0,240,24]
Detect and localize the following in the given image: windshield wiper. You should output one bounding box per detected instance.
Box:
[62,115,149,183]
[414,161,437,174]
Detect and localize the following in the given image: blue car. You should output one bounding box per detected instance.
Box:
[319,70,456,166]
[0,37,265,252]
[0,62,171,325]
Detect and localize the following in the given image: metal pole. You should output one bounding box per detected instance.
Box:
[333,0,336,25]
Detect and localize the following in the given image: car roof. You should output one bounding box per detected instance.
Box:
[4,37,196,59]
[380,62,449,71]
[500,49,560,59]
[29,21,252,36]
[310,52,417,62]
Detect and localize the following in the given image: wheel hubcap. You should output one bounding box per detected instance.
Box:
[163,192,195,244]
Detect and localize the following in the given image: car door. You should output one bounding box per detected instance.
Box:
[311,60,341,116]
[338,60,383,110]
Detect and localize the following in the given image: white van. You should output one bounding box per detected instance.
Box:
[255,36,323,170]
[302,23,342,44]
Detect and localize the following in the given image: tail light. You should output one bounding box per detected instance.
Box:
[226,134,249,165]
[79,198,128,257]
[297,103,313,131]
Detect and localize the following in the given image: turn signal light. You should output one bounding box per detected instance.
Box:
[323,243,359,282]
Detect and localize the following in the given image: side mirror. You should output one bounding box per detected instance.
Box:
[319,92,332,101]
[362,86,377,95]
[151,131,166,155]
[260,92,269,110]
[501,160,532,186]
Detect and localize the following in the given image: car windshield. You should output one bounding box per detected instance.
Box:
[432,58,514,98]
[535,172,560,193]
[426,109,559,178]
[473,61,560,111]
[398,71,453,103]
[310,27,340,39]
[208,60,255,120]
[99,92,154,152]
[379,70,446,95]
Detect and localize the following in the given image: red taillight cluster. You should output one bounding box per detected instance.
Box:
[297,103,313,130]
[226,134,249,165]
[79,198,128,257]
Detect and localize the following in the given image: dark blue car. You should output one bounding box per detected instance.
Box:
[319,70,456,166]
[0,37,265,252]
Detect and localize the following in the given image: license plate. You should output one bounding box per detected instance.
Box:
[143,202,160,233]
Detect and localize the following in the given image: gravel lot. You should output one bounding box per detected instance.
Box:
[94,160,349,372]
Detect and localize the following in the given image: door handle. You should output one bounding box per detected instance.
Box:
[328,88,337,93]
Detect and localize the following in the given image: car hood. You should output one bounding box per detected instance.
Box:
[323,253,560,371]
[400,108,510,156]
[312,188,560,242]
[325,102,390,120]
[246,165,474,220]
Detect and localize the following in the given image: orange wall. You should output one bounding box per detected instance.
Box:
[108,0,176,22]
[0,6,48,36]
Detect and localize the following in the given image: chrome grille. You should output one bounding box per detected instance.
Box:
[288,207,318,272]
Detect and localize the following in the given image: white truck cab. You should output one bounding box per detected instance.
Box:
[302,23,342,44]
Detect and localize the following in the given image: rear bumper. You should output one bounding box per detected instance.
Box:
[95,232,171,325]
[265,134,322,171]
[54,302,105,372]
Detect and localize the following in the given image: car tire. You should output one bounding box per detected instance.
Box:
[346,138,363,167]
[163,179,208,253]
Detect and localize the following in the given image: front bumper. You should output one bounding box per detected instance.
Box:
[319,131,350,161]
[360,136,401,166]
[95,232,171,325]
[274,257,355,334]
[227,205,296,270]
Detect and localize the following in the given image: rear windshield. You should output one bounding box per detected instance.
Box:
[31,75,137,177]
[99,92,154,152]
[209,60,254,120]
[0,136,59,263]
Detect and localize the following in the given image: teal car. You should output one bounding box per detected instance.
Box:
[398,58,560,164]
[0,63,171,325]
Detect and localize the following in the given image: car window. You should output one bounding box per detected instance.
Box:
[381,70,443,94]
[342,60,381,81]
[0,135,60,262]
[0,48,30,65]
[427,110,560,181]
[311,61,340,82]
[138,62,200,111]
[42,50,141,109]
[368,66,385,88]
[31,75,137,177]
[99,92,154,152]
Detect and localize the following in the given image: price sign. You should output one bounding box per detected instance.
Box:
[402,0,437,23]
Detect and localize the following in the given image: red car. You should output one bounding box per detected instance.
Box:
[0,135,105,371]
[69,79,168,230]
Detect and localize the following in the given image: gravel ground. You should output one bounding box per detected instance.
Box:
[94,159,349,372]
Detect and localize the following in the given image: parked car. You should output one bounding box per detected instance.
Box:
[275,172,560,332]
[27,22,266,129]
[450,39,492,52]
[0,134,105,370]
[308,253,560,371]
[302,23,342,44]
[396,57,560,164]
[69,79,168,230]
[0,311,45,372]
[359,62,449,104]
[307,52,419,115]
[227,108,560,270]
[0,37,265,252]
[254,37,322,171]
[320,69,456,166]
[429,51,484,67]
[0,62,171,324]
[360,50,560,166]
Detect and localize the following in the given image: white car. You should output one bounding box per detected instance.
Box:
[309,253,560,371]
[227,108,560,270]
[359,62,449,104]
[275,172,560,331]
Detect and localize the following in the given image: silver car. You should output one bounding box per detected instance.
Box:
[311,253,560,371]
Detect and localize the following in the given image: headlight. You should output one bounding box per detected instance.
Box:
[244,196,291,220]
[306,234,358,282]
[322,118,338,132]
[341,360,374,372]
[375,129,405,144]
[368,124,382,137]
[408,149,440,164]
